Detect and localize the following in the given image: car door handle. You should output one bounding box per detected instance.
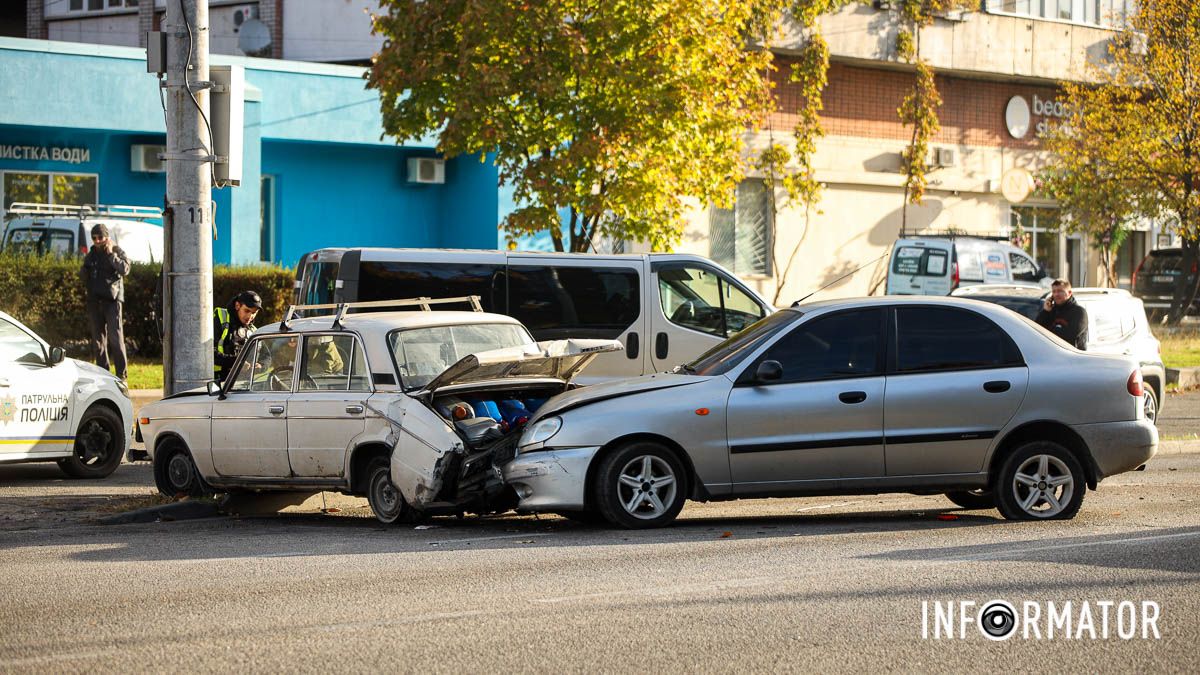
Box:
[655,332,668,360]
[268,405,285,415]
[345,404,364,414]
[838,391,867,404]
[625,332,639,360]
[983,380,1011,393]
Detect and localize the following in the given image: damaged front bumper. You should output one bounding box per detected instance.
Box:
[502,446,599,510]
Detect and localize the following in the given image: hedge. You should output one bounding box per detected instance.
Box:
[0,253,295,358]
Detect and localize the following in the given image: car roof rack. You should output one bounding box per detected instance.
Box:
[905,231,1011,242]
[5,202,163,221]
[281,295,484,331]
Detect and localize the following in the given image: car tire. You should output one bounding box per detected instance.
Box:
[944,489,995,510]
[1143,386,1159,425]
[154,439,213,498]
[367,457,417,525]
[995,441,1085,521]
[58,405,124,479]
[592,441,687,529]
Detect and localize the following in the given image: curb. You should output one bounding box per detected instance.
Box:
[98,498,222,525]
[1166,367,1200,390]
[1157,439,1200,456]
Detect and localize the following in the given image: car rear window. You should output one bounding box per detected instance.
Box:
[1143,250,1182,275]
[892,247,949,277]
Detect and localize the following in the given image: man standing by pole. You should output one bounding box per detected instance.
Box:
[162,0,214,395]
[80,223,131,381]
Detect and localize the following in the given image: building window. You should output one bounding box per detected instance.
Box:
[2,172,99,214]
[260,174,275,262]
[984,0,1136,28]
[67,0,137,12]
[709,179,772,277]
[1010,205,1061,277]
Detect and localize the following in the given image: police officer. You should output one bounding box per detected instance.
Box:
[214,290,261,382]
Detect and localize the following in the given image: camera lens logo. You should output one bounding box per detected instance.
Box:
[979,600,1018,641]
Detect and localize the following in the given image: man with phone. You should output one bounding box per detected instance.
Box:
[80,223,132,380]
[1035,278,1088,350]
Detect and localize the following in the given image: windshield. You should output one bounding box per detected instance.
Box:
[680,309,798,376]
[388,322,535,391]
[5,228,75,256]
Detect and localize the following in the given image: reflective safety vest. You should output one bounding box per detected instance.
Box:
[214,307,233,373]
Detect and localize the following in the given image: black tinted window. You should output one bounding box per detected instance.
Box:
[508,265,639,340]
[756,309,882,383]
[1143,251,1182,275]
[896,307,1022,372]
[358,262,504,312]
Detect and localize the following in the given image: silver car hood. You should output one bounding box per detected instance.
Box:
[421,339,623,394]
[532,372,706,419]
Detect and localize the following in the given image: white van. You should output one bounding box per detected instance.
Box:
[292,248,775,383]
[2,202,164,263]
[886,236,1049,296]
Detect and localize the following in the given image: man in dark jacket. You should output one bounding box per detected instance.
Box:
[80,223,131,380]
[1035,278,1089,350]
[213,290,261,382]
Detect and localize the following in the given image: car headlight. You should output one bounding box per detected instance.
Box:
[520,416,562,448]
[115,379,130,398]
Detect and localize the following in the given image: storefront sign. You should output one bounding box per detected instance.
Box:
[1001,168,1035,203]
[0,145,91,165]
[1005,95,1070,139]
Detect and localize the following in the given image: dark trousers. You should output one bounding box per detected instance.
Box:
[87,299,127,380]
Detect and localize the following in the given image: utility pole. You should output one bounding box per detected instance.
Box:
[162,0,213,395]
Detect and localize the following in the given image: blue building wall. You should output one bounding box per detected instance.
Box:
[0,37,508,265]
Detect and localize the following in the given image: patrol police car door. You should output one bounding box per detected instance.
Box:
[211,336,293,477]
[0,317,75,457]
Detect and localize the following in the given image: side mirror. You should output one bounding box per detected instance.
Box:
[754,360,783,383]
[48,347,65,365]
[206,381,222,396]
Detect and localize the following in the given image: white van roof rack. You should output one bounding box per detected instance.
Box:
[281,295,484,331]
[5,202,163,221]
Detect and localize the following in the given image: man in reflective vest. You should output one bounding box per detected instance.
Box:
[213,290,261,382]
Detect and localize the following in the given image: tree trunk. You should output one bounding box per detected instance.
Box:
[1169,238,1200,324]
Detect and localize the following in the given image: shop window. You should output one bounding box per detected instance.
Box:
[709,179,772,277]
[1010,205,1061,278]
[2,172,98,214]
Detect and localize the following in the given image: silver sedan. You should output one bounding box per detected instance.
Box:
[503,297,1158,528]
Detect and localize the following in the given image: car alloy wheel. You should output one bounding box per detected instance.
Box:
[996,441,1085,521]
[1143,388,1158,424]
[592,441,687,529]
[616,455,678,520]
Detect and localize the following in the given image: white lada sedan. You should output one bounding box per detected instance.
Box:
[0,311,133,478]
[137,298,619,523]
[502,296,1159,528]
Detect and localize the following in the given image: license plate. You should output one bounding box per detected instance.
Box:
[1152,275,1175,283]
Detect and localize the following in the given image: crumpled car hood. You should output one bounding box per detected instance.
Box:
[421,338,623,394]
[532,372,706,419]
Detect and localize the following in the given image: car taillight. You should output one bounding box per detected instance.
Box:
[79,244,88,255]
[951,261,959,289]
[1127,370,1143,397]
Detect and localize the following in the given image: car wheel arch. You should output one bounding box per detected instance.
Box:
[988,421,1098,491]
[349,442,392,495]
[583,433,702,510]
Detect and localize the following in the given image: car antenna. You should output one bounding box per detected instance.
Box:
[791,250,891,307]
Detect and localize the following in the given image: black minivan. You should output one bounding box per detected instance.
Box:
[1133,248,1200,319]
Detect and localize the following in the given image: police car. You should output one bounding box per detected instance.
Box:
[0,311,133,478]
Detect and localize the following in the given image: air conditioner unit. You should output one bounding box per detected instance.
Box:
[231,4,258,31]
[131,144,166,173]
[407,157,445,184]
[927,147,956,168]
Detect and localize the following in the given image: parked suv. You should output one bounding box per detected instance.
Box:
[952,285,1166,423]
[1132,248,1200,319]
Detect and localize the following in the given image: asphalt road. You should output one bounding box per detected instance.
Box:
[1,452,1197,672]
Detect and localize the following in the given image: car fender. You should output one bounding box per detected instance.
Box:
[71,388,134,450]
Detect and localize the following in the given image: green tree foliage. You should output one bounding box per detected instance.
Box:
[895,0,947,235]
[1049,0,1200,321]
[369,1,775,252]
